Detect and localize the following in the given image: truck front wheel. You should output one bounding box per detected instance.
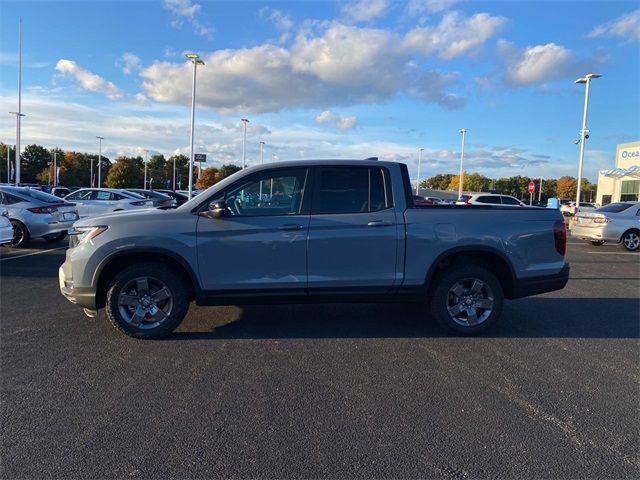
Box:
[430,265,504,335]
[105,262,189,339]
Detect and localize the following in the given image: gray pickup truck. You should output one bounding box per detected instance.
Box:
[59,159,569,338]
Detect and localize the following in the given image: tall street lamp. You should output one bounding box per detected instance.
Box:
[143,149,149,189]
[186,52,205,199]
[241,118,249,168]
[96,136,104,188]
[574,73,601,210]
[458,128,468,199]
[6,144,12,183]
[8,112,25,185]
[415,148,424,195]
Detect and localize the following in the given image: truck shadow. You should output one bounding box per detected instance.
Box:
[169,297,639,340]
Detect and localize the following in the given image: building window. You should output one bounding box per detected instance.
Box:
[620,180,639,202]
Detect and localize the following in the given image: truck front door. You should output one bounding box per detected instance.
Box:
[196,167,310,292]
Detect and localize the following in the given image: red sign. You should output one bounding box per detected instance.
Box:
[528,181,535,194]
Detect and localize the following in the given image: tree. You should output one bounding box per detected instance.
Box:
[218,164,242,180]
[195,167,220,190]
[167,154,189,189]
[21,144,51,183]
[557,176,577,199]
[104,156,144,188]
[421,173,454,190]
[465,172,492,192]
[147,154,167,189]
[0,143,15,183]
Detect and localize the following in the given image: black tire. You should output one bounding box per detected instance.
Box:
[589,240,605,246]
[43,231,67,243]
[6,220,30,248]
[429,264,504,335]
[620,230,640,252]
[105,262,189,339]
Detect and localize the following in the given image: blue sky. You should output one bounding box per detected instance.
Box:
[1,0,638,183]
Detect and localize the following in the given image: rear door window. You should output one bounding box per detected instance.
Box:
[312,166,391,214]
[501,196,521,205]
[476,196,499,204]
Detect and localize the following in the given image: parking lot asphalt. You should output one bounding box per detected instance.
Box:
[1,239,638,479]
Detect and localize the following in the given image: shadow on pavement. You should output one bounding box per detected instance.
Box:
[168,297,640,341]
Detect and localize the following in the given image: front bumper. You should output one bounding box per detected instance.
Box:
[510,263,570,299]
[59,265,97,310]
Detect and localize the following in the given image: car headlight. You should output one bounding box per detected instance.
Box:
[69,225,108,245]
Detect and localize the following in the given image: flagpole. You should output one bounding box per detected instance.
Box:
[16,18,22,185]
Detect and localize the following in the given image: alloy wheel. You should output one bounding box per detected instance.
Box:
[446,278,494,327]
[117,276,174,329]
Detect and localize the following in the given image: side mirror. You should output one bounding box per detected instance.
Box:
[206,200,230,218]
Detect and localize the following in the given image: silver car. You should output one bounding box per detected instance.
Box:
[571,202,640,251]
[64,188,154,218]
[0,206,13,244]
[126,189,178,208]
[0,186,79,247]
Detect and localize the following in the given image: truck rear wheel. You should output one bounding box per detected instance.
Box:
[105,262,189,339]
[430,264,504,335]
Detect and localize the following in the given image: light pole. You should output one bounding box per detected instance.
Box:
[6,145,11,183]
[538,177,543,203]
[96,136,104,187]
[8,112,25,185]
[574,73,601,210]
[241,118,249,168]
[143,149,149,189]
[260,141,265,164]
[173,155,176,191]
[186,52,205,200]
[458,128,468,199]
[415,148,424,195]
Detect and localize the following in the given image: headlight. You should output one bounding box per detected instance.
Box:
[69,225,108,245]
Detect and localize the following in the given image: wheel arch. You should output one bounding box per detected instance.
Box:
[619,227,640,242]
[94,248,199,309]
[424,246,517,299]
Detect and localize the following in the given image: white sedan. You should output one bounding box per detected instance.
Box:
[64,188,154,218]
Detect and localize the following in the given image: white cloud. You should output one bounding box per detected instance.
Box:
[55,59,124,100]
[140,22,466,113]
[117,52,141,75]
[498,41,576,86]
[405,0,459,15]
[342,0,390,23]
[162,0,214,38]
[261,8,294,42]
[586,9,640,42]
[315,111,358,130]
[402,12,507,59]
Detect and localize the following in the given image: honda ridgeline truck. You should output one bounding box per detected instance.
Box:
[59,159,569,338]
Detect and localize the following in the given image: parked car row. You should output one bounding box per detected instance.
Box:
[0,186,80,247]
[0,186,187,248]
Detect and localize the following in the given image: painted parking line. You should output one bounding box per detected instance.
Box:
[587,251,639,256]
[0,246,66,262]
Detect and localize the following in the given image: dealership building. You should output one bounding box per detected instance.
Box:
[596,141,640,205]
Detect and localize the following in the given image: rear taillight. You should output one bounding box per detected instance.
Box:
[593,216,610,224]
[130,201,147,206]
[554,220,567,256]
[28,206,58,214]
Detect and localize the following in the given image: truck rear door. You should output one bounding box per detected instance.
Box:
[306,165,400,289]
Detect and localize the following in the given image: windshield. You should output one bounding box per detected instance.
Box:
[596,203,635,213]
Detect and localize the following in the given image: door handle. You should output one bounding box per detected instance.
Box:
[279,224,303,231]
[367,220,392,227]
